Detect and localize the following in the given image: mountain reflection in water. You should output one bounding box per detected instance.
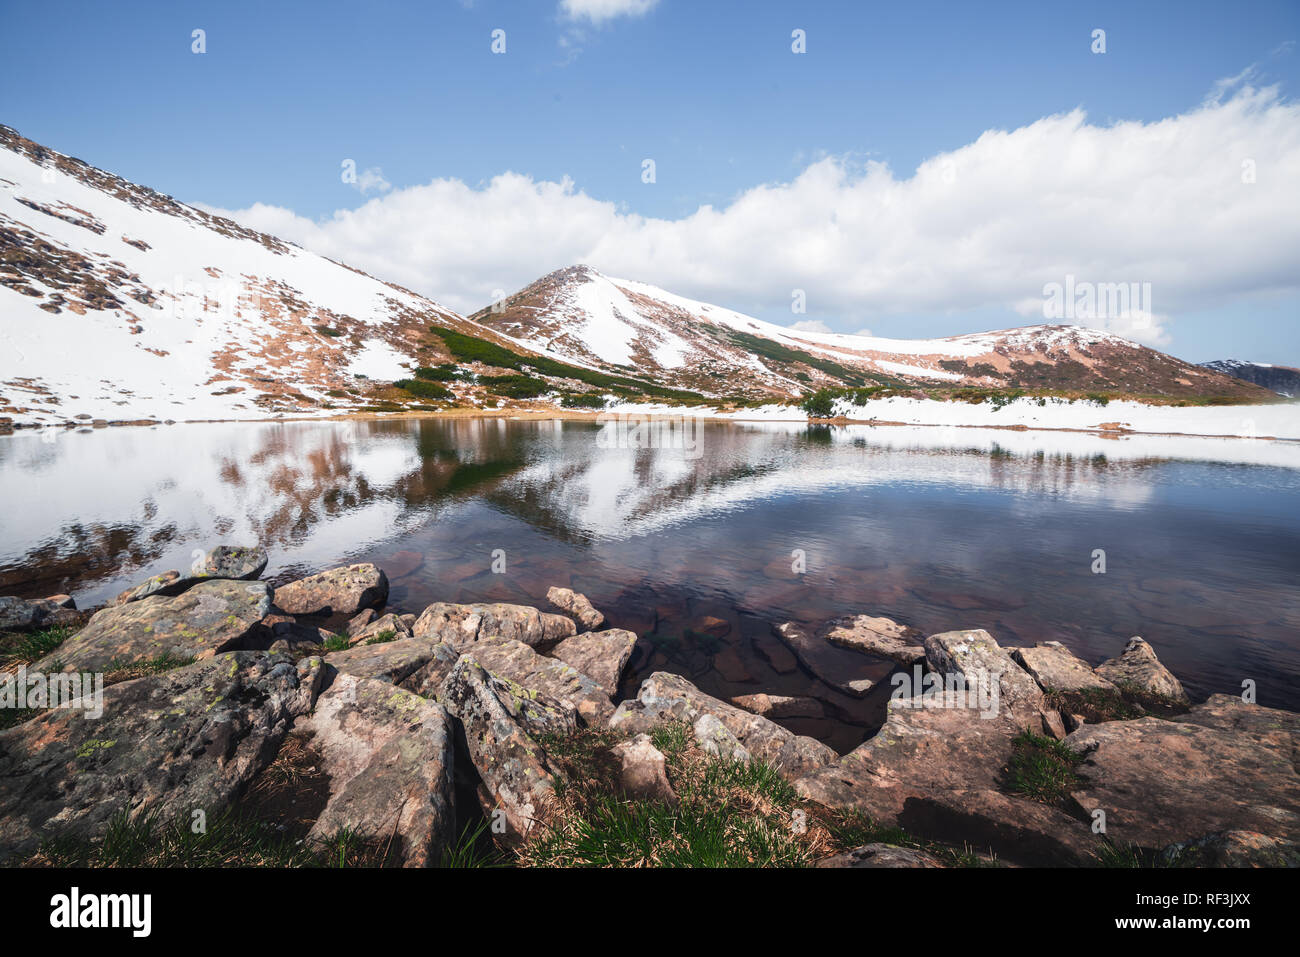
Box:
[2,416,1298,752]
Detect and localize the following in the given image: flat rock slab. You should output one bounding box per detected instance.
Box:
[347,612,413,647]
[114,545,269,605]
[773,622,879,698]
[299,673,455,868]
[35,579,273,673]
[1066,696,1300,849]
[273,564,389,617]
[549,628,637,696]
[413,601,575,649]
[816,843,944,868]
[444,636,613,725]
[1095,637,1189,702]
[610,672,836,780]
[546,586,605,631]
[823,615,925,665]
[439,655,573,842]
[325,637,446,687]
[0,652,325,861]
[1013,642,1117,693]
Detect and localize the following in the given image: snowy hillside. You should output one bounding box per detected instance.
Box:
[0,125,504,425]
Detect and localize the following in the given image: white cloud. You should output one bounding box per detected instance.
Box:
[354,167,391,196]
[559,0,659,24]
[788,319,832,334]
[213,85,1300,348]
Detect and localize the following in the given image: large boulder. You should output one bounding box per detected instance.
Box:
[546,587,605,631]
[1094,637,1189,703]
[549,628,637,697]
[609,672,836,780]
[412,602,575,649]
[772,622,876,697]
[439,655,574,842]
[1065,694,1300,849]
[1012,641,1117,693]
[33,579,273,673]
[273,564,389,617]
[0,652,325,861]
[822,615,925,665]
[439,635,613,725]
[298,672,455,867]
[113,545,269,605]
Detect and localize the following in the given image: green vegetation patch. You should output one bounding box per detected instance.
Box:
[393,379,453,401]
[1002,730,1084,805]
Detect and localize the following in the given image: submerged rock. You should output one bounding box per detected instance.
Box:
[273,563,389,617]
[34,579,273,673]
[413,601,575,649]
[299,672,455,868]
[0,651,325,861]
[546,586,605,631]
[822,614,925,665]
[113,544,269,605]
[731,693,825,720]
[610,672,835,779]
[773,622,877,698]
[549,628,637,696]
[1095,637,1189,703]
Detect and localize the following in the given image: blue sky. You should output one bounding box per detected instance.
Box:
[2,0,1298,364]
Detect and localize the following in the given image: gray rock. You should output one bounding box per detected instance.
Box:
[439,654,573,842]
[1095,637,1189,703]
[549,628,637,696]
[1012,641,1118,693]
[546,586,605,631]
[694,713,751,762]
[273,564,389,617]
[324,636,446,687]
[346,612,412,648]
[609,672,835,780]
[610,734,676,803]
[300,672,455,867]
[412,601,575,649]
[0,652,325,861]
[435,635,612,725]
[0,595,79,631]
[113,545,269,604]
[817,843,944,868]
[34,579,273,673]
[924,629,1045,727]
[1159,830,1300,868]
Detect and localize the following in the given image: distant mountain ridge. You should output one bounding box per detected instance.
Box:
[472,264,1271,402]
[1199,359,1300,398]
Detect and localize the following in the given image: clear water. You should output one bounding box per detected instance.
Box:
[3,417,1297,752]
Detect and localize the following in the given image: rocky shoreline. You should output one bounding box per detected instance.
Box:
[1,547,1297,868]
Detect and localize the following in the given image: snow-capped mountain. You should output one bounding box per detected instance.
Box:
[0,125,528,425]
[472,265,1269,401]
[1200,360,1300,398]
